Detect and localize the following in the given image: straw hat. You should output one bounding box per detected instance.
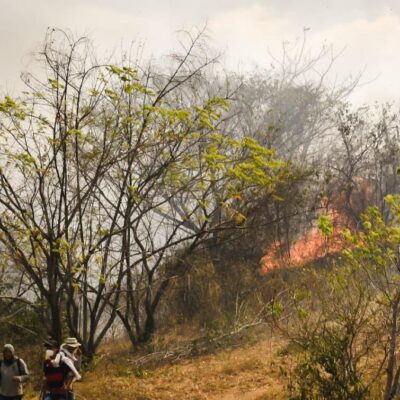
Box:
[63,337,81,348]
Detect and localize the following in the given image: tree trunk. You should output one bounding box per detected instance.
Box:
[384,295,400,400]
[49,298,63,344]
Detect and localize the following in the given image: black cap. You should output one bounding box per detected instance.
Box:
[44,338,58,349]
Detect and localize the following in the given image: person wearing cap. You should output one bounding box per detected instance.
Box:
[43,338,60,362]
[0,344,29,400]
[43,339,63,400]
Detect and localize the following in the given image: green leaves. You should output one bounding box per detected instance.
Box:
[228,136,286,189]
[15,153,36,166]
[0,96,26,120]
[317,215,334,237]
[127,185,141,203]
[48,78,64,89]
[67,128,83,138]
[107,65,140,81]
[339,194,400,294]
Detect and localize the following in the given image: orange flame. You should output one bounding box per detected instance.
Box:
[260,205,349,274]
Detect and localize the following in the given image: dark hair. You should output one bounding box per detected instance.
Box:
[44,338,58,349]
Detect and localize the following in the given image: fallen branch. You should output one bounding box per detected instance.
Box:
[129,320,268,368]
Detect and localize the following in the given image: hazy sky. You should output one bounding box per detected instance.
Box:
[1,0,399,104]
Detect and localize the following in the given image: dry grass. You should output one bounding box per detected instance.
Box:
[74,333,289,400]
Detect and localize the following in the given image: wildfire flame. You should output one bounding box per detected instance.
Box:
[260,205,349,274]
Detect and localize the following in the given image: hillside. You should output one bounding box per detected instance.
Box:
[75,332,288,400]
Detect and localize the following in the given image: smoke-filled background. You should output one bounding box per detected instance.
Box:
[1,0,399,104]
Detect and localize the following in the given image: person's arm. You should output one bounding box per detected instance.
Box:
[61,363,80,391]
[12,358,29,383]
[61,356,81,381]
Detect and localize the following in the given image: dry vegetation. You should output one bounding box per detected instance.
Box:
[75,331,289,400]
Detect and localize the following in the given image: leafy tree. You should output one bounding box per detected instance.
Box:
[99,56,289,346]
[0,30,129,355]
[283,266,379,400]
[0,29,289,355]
[278,196,400,399]
[341,195,400,400]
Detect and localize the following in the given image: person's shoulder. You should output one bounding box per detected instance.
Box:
[60,356,73,369]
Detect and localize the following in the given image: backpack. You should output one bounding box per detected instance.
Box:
[44,355,71,395]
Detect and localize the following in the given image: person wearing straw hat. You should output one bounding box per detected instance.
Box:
[43,338,81,400]
[58,339,82,400]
